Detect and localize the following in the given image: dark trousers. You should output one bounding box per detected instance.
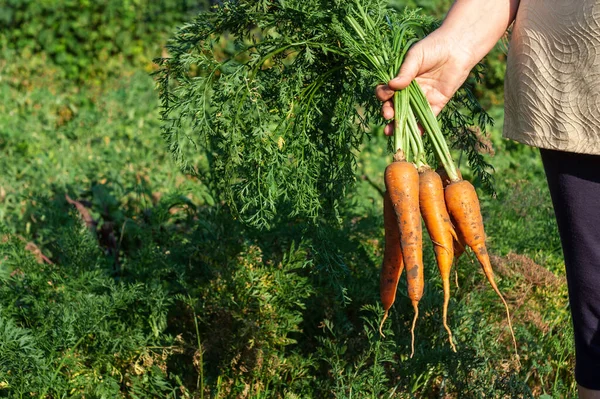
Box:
[540,148,600,390]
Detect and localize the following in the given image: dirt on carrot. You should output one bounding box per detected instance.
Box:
[418,167,457,352]
[379,191,404,337]
[444,179,519,363]
[384,157,422,357]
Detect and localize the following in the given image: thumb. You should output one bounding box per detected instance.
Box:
[388,45,423,90]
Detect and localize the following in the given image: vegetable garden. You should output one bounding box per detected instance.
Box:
[0,0,576,397]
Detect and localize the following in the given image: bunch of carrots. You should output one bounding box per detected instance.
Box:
[341,3,518,358]
[379,84,517,359]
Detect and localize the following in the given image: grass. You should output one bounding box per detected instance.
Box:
[0,50,576,398]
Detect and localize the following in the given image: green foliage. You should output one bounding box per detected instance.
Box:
[0,5,578,397]
[0,312,50,393]
[0,0,205,81]
[440,67,496,193]
[0,223,178,396]
[157,0,495,229]
[390,0,453,15]
[157,0,373,229]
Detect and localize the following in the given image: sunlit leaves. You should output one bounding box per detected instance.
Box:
[157,0,494,228]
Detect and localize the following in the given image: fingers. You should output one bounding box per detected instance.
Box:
[378,42,426,134]
[382,100,394,120]
[375,84,394,101]
[388,45,423,91]
[419,85,446,117]
[384,123,394,136]
[378,86,395,132]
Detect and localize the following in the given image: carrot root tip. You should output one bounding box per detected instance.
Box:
[454,268,460,290]
[443,321,457,353]
[498,291,519,365]
[410,301,419,358]
[379,310,389,338]
[442,283,457,353]
[486,272,519,366]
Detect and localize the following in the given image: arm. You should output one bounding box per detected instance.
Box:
[377,0,520,133]
[436,0,520,68]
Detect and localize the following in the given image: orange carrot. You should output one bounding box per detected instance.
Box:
[384,156,422,357]
[418,167,457,352]
[379,191,404,337]
[451,216,467,261]
[444,179,518,360]
[436,167,462,189]
[453,231,466,258]
[437,167,467,285]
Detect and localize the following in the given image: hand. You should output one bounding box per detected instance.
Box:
[376,30,476,136]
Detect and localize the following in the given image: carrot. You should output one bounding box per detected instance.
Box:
[418,167,457,352]
[384,156,422,357]
[379,191,404,337]
[451,216,468,261]
[437,167,468,282]
[444,179,519,360]
[451,228,468,290]
[436,166,462,189]
[453,229,466,259]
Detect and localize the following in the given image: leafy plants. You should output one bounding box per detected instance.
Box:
[0,1,577,396]
[0,0,205,81]
[156,0,494,229]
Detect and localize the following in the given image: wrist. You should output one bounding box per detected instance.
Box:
[436,0,519,67]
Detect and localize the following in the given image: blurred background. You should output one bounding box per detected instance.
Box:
[0,1,573,397]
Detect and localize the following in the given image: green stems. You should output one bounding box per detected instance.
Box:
[342,1,457,174]
[393,89,411,160]
[408,81,460,181]
[392,88,427,169]
[393,91,403,156]
[406,107,426,169]
[390,80,460,177]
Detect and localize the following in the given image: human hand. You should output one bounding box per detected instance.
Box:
[375,29,476,135]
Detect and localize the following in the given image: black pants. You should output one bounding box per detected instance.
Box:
[540,148,600,390]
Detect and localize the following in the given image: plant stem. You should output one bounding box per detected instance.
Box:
[406,108,426,168]
[408,81,459,181]
[393,91,403,156]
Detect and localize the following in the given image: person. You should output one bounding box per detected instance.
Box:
[376,0,600,397]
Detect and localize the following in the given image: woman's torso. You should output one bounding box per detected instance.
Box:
[504,0,600,154]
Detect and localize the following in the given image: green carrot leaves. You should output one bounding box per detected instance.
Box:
[156,0,494,229]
